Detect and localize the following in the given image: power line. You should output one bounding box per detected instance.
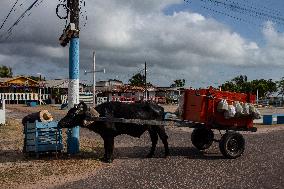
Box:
[199,0,284,24]
[0,0,20,31]
[222,0,282,17]
[56,0,87,29]
[201,5,265,29]
[184,0,284,31]
[219,0,284,24]
[0,0,43,41]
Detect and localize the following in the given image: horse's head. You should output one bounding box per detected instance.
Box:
[58,101,88,128]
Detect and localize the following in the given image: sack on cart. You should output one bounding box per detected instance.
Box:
[175,94,184,118]
[242,103,250,116]
[224,105,236,119]
[249,104,261,119]
[234,101,243,116]
[217,99,229,112]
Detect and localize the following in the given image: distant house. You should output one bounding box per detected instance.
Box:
[0,76,184,105]
[155,87,185,103]
[0,76,39,93]
[42,79,89,104]
[0,76,49,104]
[83,79,184,104]
[83,80,157,104]
[265,92,284,107]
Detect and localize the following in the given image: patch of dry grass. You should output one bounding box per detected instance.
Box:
[0,118,101,188]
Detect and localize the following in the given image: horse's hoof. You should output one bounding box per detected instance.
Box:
[165,152,170,158]
[101,157,113,163]
[146,154,153,158]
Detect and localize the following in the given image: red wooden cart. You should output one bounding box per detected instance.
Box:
[182,87,257,158]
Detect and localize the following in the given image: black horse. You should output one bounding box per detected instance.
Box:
[58,101,169,163]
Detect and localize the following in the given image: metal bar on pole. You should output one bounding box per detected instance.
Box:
[144,61,147,101]
[256,89,259,105]
[93,51,96,107]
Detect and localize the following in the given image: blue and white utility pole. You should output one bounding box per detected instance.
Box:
[67,0,80,154]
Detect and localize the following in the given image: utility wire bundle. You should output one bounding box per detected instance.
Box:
[184,0,284,29]
[0,0,43,41]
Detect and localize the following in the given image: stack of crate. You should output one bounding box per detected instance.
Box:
[23,121,63,156]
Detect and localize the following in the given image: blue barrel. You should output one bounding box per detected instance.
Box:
[277,116,284,124]
[30,101,37,107]
[263,115,273,125]
[27,101,37,107]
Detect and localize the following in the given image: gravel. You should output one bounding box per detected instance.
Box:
[55,127,284,189]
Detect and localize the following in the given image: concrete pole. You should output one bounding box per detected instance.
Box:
[66,0,80,155]
[256,89,259,105]
[144,61,147,101]
[67,37,80,154]
[39,85,41,105]
[93,51,96,107]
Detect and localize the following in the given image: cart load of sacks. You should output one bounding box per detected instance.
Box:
[217,100,261,119]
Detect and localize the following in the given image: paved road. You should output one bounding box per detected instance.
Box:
[55,127,284,189]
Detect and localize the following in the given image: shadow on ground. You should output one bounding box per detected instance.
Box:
[113,146,224,160]
[0,146,224,163]
[0,149,103,163]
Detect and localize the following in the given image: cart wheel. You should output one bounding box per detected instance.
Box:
[219,131,245,159]
[191,127,214,150]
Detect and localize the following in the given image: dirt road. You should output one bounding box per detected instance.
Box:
[2,104,284,189]
[54,127,284,189]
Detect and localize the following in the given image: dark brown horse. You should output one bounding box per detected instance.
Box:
[58,101,169,163]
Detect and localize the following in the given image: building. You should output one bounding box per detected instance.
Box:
[0,76,39,93]
[155,87,185,104]
[0,76,49,104]
[0,77,87,104]
[0,76,184,105]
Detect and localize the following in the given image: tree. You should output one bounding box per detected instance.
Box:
[170,79,185,87]
[220,81,238,92]
[220,75,248,93]
[129,73,145,87]
[277,77,284,97]
[129,73,152,87]
[0,65,13,78]
[251,79,277,98]
[220,75,277,99]
[232,75,247,86]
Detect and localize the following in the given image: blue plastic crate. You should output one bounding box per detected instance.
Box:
[23,121,63,155]
[277,116,284,124]
[263,115,273,125]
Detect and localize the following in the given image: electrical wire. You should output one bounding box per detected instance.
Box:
[184,0,284,27]
[0,0,20,31]
[208,0,284,24]
[0,0,43,41]
[199,0,284,24]
[223,0,282,17]
[184,0,284,31]
[56,3,69,19]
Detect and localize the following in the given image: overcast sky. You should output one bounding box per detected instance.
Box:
[0,0,284,87]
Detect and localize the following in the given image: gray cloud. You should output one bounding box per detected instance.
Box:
[0,0,284,87]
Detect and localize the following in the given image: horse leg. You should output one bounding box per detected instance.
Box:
[156,126,169,157]
[147,129,158,158]
[103,136,114,163]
